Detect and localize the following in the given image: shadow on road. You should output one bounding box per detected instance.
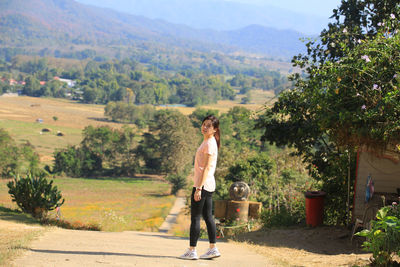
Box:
[0,206,40,226]
[233,226,366,255]
[30,249,178,259]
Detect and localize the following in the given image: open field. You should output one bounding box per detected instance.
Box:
[0,93,273,164]
[0,176,175,232]
[159,89,274,115]
[0,96,124,165]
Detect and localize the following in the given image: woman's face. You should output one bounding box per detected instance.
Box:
[201,119,215,137]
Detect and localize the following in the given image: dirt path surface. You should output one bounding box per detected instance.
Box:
[11,228,271,267]
[158,197,186,233]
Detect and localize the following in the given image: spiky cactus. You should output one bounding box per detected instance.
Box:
[7,172,65,220]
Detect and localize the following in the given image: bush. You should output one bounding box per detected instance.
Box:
[7,172,65,219]
[261,205,304,228]
[166,173,187,195]
[356,204,400,266]
[53,145,102,177]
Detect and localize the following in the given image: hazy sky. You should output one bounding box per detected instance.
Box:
[227,0,342,18]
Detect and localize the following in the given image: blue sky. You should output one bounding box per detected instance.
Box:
[227,0,343,18]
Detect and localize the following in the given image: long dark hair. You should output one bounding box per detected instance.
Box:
[202,115,220,149]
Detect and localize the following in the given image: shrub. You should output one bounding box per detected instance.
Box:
[53,145,102,177]
[356,204,400,266]
[166,173,187,195]
[261,205,304,228]
[7,172,65,220]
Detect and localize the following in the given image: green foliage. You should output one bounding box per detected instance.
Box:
[19,141,41,175]
[138,109,198,174]
[7,172,65,219]
[166,173,188,195]
[0,128,40,177]
[261,205,304,228]
[0,128,19,177]
[224,153,273,203]
[219,106,263,151]
[104,102,156,128]
[257,1,400,225]
[356,205,400,266]
[219,147,310,229]
[53,145,102,177]
[53,125,139,177]
[188,108,220,129]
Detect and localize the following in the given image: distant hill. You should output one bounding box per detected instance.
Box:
[76,0,328,35]
[0,0,308,59]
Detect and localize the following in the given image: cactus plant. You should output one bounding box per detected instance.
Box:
[7,172,65,220]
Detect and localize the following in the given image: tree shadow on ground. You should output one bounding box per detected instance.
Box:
[0,206,40,226]
[30,249,178,259]
[87,117,113,123]
[233,226,367,255]
[65,175,165,183]
[144,193,170,198]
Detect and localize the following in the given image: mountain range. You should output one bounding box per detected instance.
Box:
[76,0,328,35]
[0,0,311,60]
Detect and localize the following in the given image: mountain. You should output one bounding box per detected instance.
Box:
[75,0,328,35]
[0,0,308,59]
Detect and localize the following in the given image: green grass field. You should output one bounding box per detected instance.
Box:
[0,176,175,232]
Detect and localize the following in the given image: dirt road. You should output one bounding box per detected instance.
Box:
[11,228,271,267]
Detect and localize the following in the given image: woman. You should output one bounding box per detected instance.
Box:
[179,115,221,260]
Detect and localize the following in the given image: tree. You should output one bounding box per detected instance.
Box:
[82,86,98,103]
[223,153,273,203]
[23,76,40,96]
[257,1,400,225]
[139,110,198,175]
[0,128,19,177]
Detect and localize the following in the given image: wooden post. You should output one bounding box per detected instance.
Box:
[227,201,249,222]
[214,200,228,219]
[248,201,262,219]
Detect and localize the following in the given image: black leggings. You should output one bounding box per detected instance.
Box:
[190,187,216,247]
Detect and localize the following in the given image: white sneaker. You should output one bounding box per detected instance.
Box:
[179,248,198,260]
[200,247,221,259]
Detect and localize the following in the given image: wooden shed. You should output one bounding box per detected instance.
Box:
[352,147,400,223]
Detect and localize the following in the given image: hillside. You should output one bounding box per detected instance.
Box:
[0,0,307,59]
[76,0,329,34]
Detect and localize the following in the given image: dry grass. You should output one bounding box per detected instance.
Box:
[158,89,274,116]
[0,207,48,266]
[0,96,124,165]
[0,96,121,129]
[0,176,175,232]
[229,227,371,267]
[0,94,273,164]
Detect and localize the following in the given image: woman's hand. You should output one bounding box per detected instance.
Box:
[194,189,202,202]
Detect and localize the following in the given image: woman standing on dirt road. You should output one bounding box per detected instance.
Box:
[179,115,221,260]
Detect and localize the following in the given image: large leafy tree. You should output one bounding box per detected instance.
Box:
[258,1,400,224]
[138,109,198,175]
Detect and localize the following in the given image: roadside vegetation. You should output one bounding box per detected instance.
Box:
[1,1,400,266]
[1,177,174,232]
